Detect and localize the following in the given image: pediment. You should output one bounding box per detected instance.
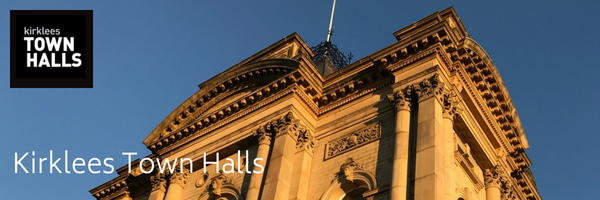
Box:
[143,33,313,147]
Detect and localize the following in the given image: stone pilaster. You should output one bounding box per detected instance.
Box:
[246,124,273,200]
[289,130,316,200]
[414,73,446,200]
[148,173,167,200]
[261,112,305,200]
[163,171,189,200]
[485,166,503,200]
[442,90,459,200]
[387,85,414,200]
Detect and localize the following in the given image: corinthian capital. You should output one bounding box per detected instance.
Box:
[169,170,189,187]
[296,129,317,154]
[387,85,413,112]
[150,173,167,192]
[442,90,460,120]
[253,124,273,146]
[484,165,504,189]
[417,73,445,102]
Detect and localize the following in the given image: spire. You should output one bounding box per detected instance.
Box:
[311,0,353,76]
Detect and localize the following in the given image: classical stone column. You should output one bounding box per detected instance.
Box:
[148,173,167,200]
[485,166,503,200]
[246,125,273,200]
[261,112,302,200]
[163,171,189,200]
[414,74,445,200]
[289,130,316,200]
[387,86,414,200]
[442,92,459,200]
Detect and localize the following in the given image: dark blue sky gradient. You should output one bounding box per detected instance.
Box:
[1,1,598,199]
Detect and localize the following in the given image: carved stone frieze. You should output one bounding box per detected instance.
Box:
[325,122,381,159]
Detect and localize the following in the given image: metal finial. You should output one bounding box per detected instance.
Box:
[326,0,336,43]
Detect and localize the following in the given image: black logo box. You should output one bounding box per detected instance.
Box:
[10,10,93,88]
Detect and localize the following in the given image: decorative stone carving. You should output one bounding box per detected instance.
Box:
[169,170,189,187]
[417,73,446,102]
[252,124,273,146]
[387,85,414,112]
[252,112,307,144]
[150,173,167,192]
[484,165,504,189]
[501,175,516,200]
[296,128,317,153]
[195,173,210,188]
[442,90,460,120]
[335,158,364,183]
[206,173,232,197]
[325,122,381,159]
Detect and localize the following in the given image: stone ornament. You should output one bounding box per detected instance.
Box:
[252,112,309,145]
[325,122,381,159]
[417,73,446,102]
[205,173,232,198]
[387,85,414,112]
[169,170,190,187]
[500,173,517,200]
[334,158,364,183]
[484,165,504,189]
[252,124,273,146]
[195,173,210,188]
[296,128,317,153]
[442,90,461,120]
[150,173,166,192]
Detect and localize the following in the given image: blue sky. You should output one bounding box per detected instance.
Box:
[1,0,598,199]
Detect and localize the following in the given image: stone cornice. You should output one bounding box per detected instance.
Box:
[90,176,128,200]
[150,72,301,154]
[448,37,528,155]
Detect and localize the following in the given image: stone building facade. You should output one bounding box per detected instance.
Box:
[90,7,543,200]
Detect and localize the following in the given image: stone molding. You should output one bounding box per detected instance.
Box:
[325,122,381,160]
[91,179,128,200]
[150,72,299,153]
